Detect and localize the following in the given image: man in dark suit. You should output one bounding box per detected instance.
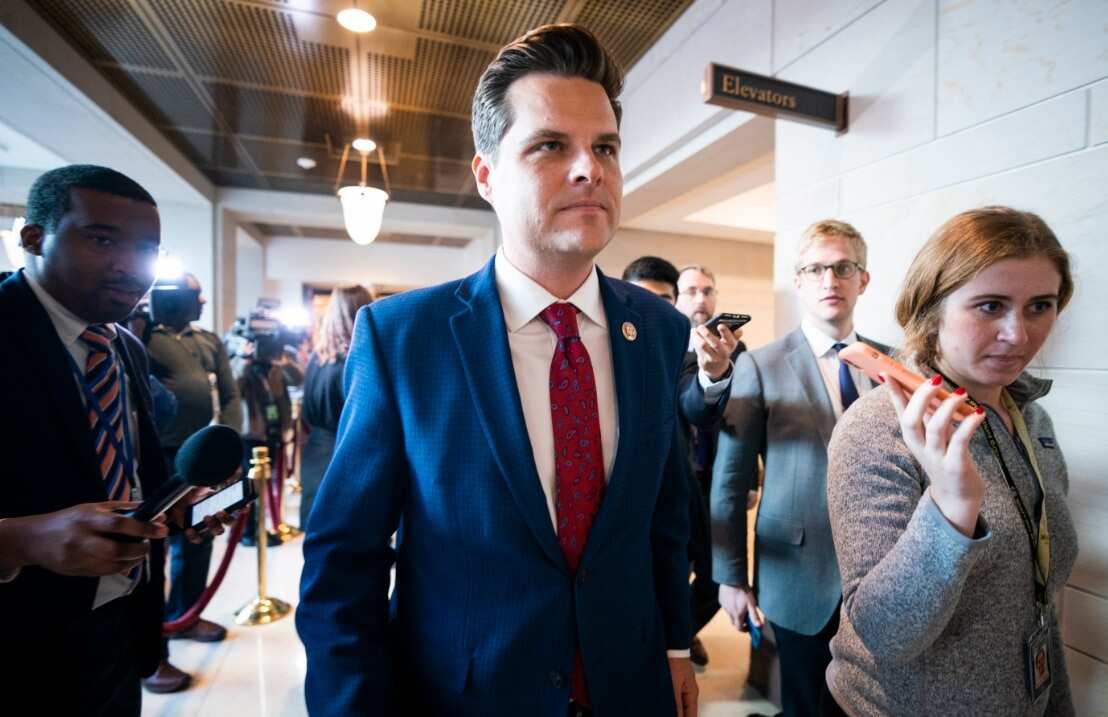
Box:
[297,25,697,717]
[0,165,228,715]
[673,264,745,666]
[622,258,745,667]
[712,220,890,717]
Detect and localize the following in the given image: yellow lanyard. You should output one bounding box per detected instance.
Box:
[980,391,1051,603]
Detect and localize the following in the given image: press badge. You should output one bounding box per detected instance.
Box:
[1025,614,1052,702]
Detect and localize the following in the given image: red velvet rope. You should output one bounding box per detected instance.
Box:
[162,512,248,635]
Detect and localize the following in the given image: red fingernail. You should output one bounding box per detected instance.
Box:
[877,374,886,383]
[976,406,985,415]
[954,387,966,396]
[930,375,942,386]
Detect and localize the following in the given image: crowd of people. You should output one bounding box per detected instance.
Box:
[0,21,1078,717]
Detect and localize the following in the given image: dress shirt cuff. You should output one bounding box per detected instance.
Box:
[698,362,734,399]
[666,649,691,659]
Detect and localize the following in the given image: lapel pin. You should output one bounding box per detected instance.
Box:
[622,322,637,341]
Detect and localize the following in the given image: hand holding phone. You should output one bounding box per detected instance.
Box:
[837,343,976,420]
[703,312,752,337]
[187,477,256,532]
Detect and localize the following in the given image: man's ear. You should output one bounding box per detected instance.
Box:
[19,223,45,257]
[472,153,494,205]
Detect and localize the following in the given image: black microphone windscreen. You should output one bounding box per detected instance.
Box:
[174,425,244,488]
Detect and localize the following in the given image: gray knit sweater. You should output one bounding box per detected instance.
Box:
[825,371,1078,716]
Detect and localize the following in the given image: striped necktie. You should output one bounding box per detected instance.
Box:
[80,324,130,501]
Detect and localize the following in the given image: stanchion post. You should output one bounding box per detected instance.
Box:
[275,425,303,540]
[235,446,292,626]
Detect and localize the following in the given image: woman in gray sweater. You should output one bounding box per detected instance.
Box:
[825,206,1079,716]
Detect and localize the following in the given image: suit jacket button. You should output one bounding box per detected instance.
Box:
[577,569,587,585]
[549,671,566,688]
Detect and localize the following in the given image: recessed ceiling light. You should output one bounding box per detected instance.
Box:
[352,137,377,153]
[296,157,317,170]
[337,8,376,33]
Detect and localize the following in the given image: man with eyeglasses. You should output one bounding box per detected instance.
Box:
[673,264,744,667]
[711,220,891,716]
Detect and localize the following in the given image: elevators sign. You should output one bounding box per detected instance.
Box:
[702,63,848,133]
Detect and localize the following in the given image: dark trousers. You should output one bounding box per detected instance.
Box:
[688,469,718,636]
[77,599,142,716]
[771,606,841,717]
[164,446,213,621]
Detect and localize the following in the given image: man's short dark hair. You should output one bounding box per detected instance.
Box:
[622,256,680,295]
[25,164,156,233]
[472,24,623,158]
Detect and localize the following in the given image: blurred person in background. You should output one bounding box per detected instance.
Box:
[230,319,304,546]
[824,207,1078,716]
[300,284,373,529]
[143,272,242,692]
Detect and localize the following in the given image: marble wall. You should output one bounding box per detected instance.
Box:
[771,1,1108,712]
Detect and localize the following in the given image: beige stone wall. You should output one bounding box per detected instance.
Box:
[598,227,775,349]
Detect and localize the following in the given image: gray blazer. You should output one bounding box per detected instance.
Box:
[710,328,889,635]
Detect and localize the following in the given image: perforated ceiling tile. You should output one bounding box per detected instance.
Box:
[28,0,691,208]
[577,0,692,69]
[205,82,355,142]
[102,68,216,131]
[420,0,567,46]
[150,0,350,95]
[367,38,494,118]
[29,0,177,70]
[165,129,246,170]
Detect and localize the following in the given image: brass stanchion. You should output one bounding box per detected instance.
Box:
[275,420,303,540]
[235,446,292,626]
[288,399,303,495]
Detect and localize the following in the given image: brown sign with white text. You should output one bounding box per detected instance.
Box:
[702,63,848,132]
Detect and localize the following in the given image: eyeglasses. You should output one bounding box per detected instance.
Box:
[678,286,716,298]
[796,261,864,281]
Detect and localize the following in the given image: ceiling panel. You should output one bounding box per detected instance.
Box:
[27,0,693,207]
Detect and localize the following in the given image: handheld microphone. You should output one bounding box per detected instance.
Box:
[126,425,244,522]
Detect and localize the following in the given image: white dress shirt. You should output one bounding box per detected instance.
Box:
[494,250,618,531]
[494,250,689,659]
[800,317,873,419]
[23,271,143,608]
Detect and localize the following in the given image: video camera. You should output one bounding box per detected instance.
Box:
[149,276,201,326]
[226,299,307,364]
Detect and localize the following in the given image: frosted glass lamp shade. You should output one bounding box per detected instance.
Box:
[338,186,388,245]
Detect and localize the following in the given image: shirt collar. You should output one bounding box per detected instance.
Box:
[22,269,90,348]
[493,247,607,333]
[800,316,857,358]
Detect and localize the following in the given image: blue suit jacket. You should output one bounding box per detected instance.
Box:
[297,258,692,717]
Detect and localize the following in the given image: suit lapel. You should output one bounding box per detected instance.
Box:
[784,329,837,447]
[449,259,566,570]
[579,273,644,567]
[4,274,105,496]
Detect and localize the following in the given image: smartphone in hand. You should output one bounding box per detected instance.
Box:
[704,312,752,336]
[837,342,976,420]
[187,477,256,532]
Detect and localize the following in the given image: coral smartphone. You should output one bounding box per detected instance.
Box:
[837,342,976,420]
[704,312,752,336]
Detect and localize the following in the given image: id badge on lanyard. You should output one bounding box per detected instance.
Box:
[978,390,1053,703]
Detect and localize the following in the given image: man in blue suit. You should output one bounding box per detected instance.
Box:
[297,24,698,717]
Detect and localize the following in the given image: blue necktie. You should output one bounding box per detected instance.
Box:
[833,342,859,412]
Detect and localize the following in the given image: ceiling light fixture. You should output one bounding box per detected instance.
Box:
[296,157,317,170]
[335,139,390,245]
[337,7,376,33]
[351,137,376,153]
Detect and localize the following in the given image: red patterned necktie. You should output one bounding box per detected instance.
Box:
[539,303,605,707]
[80,324,130,501]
